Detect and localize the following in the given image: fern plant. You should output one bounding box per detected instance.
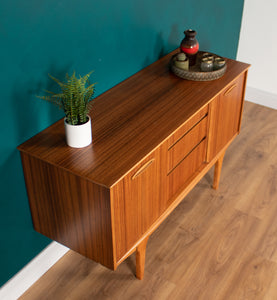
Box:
[37,71,96,125]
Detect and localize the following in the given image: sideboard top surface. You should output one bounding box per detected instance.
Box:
[18,50,250,188]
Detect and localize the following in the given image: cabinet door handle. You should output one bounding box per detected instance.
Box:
[224,84,237,96]
[132,159,155,180]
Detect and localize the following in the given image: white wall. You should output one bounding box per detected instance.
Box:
[237,0,277,109]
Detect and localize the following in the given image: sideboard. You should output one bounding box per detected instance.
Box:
[18,49,250,279]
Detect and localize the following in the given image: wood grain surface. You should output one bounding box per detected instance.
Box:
[20,153,115,269]
[18,50,250,188]
[112,147,166,262]
[207,74,247,160]
[19,101,277,299]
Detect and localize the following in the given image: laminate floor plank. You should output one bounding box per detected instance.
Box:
[19,102,277,300]
[164,210,262,299]
[219,253,277,300]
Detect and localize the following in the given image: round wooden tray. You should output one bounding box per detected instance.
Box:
[170,51,227,81]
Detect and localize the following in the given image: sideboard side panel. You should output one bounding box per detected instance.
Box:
[20,152,115,269]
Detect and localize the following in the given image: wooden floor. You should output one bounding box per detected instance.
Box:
[20,101,277,300]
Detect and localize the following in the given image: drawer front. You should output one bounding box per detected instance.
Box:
[167,115,208,174]
[168,105,208,149]
[167,138,207,200]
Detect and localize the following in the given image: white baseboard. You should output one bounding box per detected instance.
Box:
[245,86,277,110]
[0,242,69,300]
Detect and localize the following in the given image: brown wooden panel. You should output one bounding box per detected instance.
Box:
[167,116,208,173]
[18,53,250,188]
[207,72,247,160]
[111,147,166,262]
[167,139,207,201]
[20,152,115,269]
[167,105,208,149]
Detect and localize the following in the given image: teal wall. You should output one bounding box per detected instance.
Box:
[0,0,244,286]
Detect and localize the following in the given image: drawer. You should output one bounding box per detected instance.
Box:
[167,138,207,200]
[168,105,208,149]
[167,115,208,174]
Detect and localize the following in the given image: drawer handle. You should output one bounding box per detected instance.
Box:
[224,84,237,96]
[132,159,155,180]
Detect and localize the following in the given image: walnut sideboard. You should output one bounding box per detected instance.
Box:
[18,50,250,279]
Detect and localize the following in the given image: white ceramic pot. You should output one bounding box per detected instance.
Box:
[64,116,92,148]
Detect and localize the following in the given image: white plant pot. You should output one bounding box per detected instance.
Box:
[64,116,92,148]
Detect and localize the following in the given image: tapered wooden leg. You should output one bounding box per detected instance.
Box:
[213,151,226,190]
[136,236,149,280]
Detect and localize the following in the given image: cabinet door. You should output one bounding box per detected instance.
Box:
[207,73,246,160]
[111,147,165,262]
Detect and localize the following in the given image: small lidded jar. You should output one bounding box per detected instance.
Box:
[214,57,226,70]
[202,52,214,62]
[174,52,189,70]
[201,57,213,72]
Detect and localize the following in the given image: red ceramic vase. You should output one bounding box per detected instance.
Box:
[180,29,199,66]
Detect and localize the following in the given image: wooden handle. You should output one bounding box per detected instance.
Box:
[224,84,237,96]
[132,159,155,180]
